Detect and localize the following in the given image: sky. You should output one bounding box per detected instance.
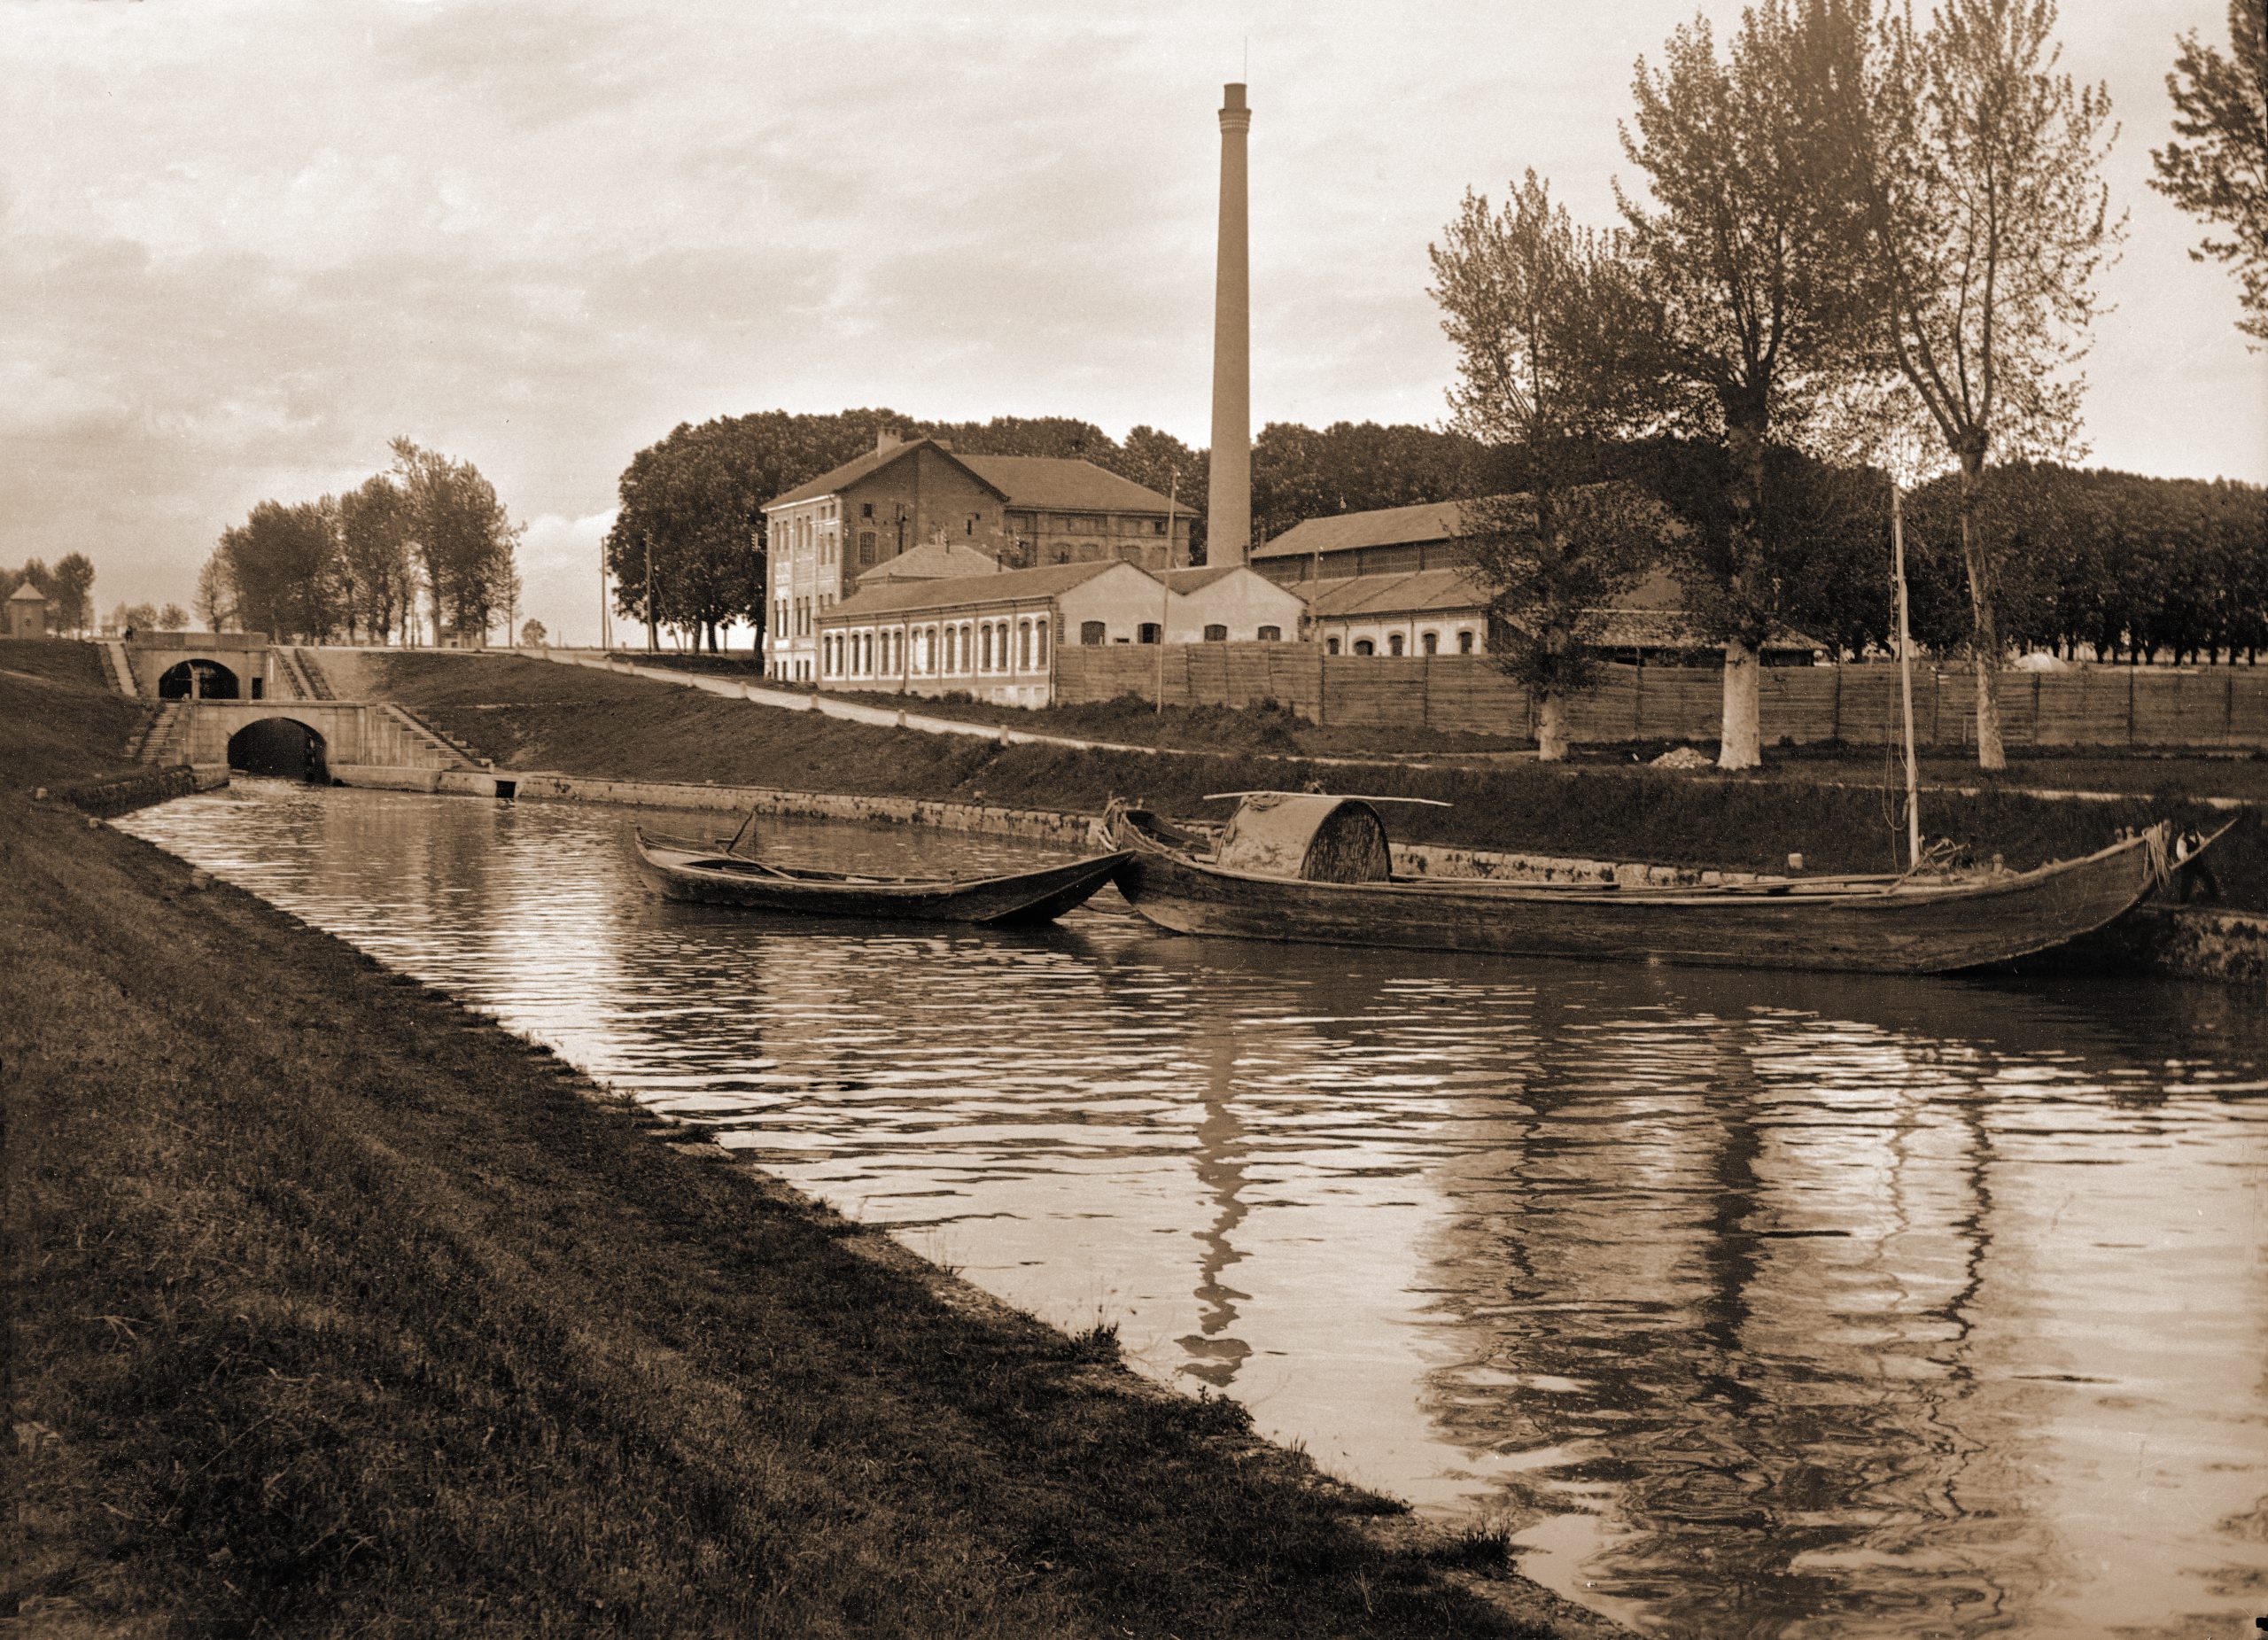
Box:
[6,0,2264,647]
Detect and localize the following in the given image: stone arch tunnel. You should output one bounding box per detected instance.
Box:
[157,658,245,700]
[226,717,329,782]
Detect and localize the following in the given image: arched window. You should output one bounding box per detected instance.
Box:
[1354,639,1375,657]
[1080,620,1106,646]
[1326,636,1340,655]
[1457,629,1475,654]
[1422,631,1439,656]
[1018,619,1032,670]
[1034,618,1048,667]
[1138,622,1161,645]
[981,623,993,671]
[1388,633,1405,657]
[1203,624,1227,641]
[1257,625,1281,642]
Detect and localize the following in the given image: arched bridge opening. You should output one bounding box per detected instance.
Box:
[227,718,329,782]
[159,658,245,701]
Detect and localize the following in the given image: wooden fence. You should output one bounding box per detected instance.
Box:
[1052,643,2268,750]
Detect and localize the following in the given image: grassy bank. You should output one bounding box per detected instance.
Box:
[3,774,1591,1634]
[594,648,2268,796]
[0,635,113,693]
[376,653,2266,907]
[0,666,148,790]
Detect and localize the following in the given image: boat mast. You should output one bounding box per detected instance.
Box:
[1891,482,1922,869]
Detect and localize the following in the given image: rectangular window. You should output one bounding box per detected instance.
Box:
[861,502,874,518]
[859,531,876,566]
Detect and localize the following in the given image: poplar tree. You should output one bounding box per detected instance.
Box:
[1429,173,1662,760]
[1614,0,1874,769]
[1865,0,2120,768]
[2150,0,2268,346]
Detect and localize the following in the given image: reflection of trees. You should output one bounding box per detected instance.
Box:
[1407,981,2093,1638]
[1177,1030,1254,1387]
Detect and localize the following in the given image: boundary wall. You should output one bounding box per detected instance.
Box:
[1053,645,2268,750]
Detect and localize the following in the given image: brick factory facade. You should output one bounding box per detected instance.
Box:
[760,435,1192,681]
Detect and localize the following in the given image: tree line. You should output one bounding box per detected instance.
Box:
[1425,0,2265,767]
[198,440,521,645]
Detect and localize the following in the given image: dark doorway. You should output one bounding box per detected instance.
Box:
[227,719,328,782]
[158,659,241,700]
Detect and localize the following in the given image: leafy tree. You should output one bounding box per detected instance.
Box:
[520,619,548,648]
[157,602,188,630]
[1614,0,1875,767]
[339,472,418,643]
[1430,173,1662,758]
[194,552,237,632]
[217,501,341,641]
[112,601,159,635]
[608,413,876,651]
[392,439,519,647]
[49,553,95,636]
[1864,0,2121,768]
[1250,421,1482,548]
[2150,0,2268,346]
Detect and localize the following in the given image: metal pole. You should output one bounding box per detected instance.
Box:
[1892,484,1922,869]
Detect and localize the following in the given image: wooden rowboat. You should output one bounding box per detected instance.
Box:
[1103,794,2225,975]
[633,828,1130,925]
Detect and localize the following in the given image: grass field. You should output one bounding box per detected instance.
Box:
[374,653,2266,906]
[4,659,1594,1635]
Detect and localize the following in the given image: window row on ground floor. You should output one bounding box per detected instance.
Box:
[819,615,1052,682]
[1320,623,1480,657]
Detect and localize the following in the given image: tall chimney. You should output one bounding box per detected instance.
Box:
[1208,82,1252,567]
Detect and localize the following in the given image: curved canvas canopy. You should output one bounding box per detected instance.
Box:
[1213,794,1392,883]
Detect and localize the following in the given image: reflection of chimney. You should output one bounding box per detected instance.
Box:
[1208,82,1252,567]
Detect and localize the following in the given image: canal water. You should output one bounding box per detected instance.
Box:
[120,781,2268,1639]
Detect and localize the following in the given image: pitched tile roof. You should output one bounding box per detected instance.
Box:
[1156,565,1248,593]
[1302,568,1489,618]
[764,439,1011,510]
[855,541,1001,583]
[955,455,1181,515]
[1302,565,1818,651]
[821,560,1134,622]
[1253,498,1476,560]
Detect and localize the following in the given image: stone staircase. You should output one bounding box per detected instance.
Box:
[128,701,192,765]
[273,647,320,700]
[369,704,487,770]
[293,648,337,699]
[101,640,137,697]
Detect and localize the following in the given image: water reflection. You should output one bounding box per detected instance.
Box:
[120,783,2268,1639]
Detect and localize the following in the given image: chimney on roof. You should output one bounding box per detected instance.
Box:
[1209,82,1253,568]
[876,431,899,455]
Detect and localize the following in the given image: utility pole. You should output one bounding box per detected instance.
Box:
[599,540,611,651]
[643,533,657,653]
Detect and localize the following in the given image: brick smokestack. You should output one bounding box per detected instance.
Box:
[1208,82,1252,566]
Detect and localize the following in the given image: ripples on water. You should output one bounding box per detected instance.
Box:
[120,781,2268,1639]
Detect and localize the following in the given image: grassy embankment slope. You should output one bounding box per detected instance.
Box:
[4,657,1589,1636]
[0,648,147,788]
[377,652,2267,905]
[608,649,2268,800]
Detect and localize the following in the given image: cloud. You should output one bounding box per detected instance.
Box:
[3,0,2262,626]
